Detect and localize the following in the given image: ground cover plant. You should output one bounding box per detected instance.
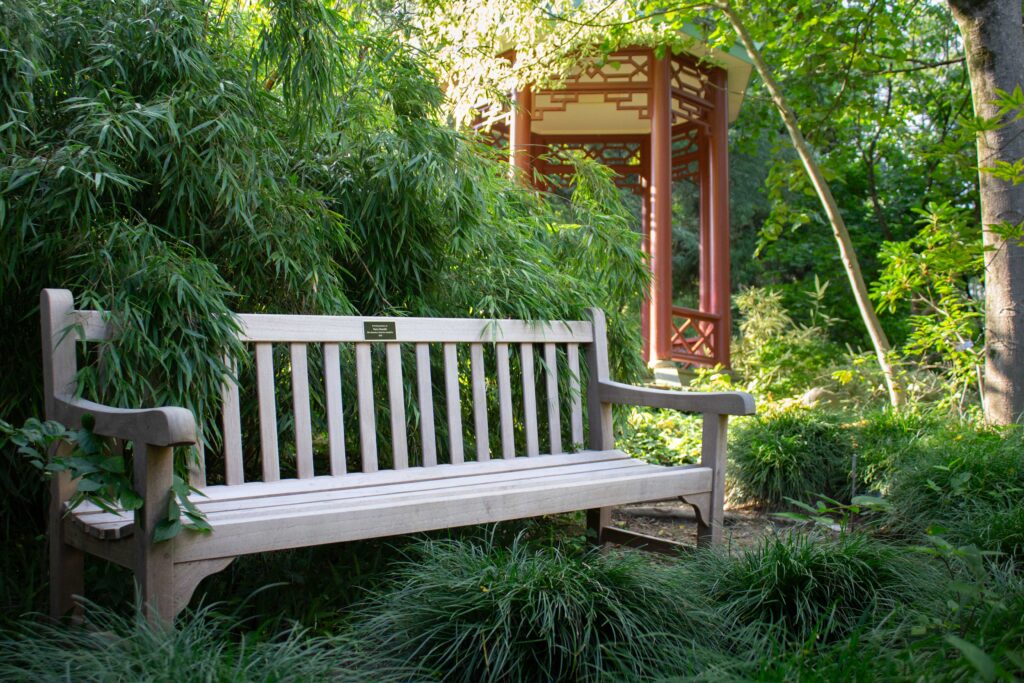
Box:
[0,601,414,682]
[352,534,709,682]
[728,404,854,509]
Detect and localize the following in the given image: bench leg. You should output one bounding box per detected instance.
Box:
[135,533,175,626]
[135,445,176,627]
[586,507,612,546]
[695,413,728,547]
[49,472,84,621]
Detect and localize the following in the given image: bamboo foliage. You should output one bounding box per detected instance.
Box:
[0,0,647,490]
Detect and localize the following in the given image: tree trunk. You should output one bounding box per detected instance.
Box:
[722,4,905,408]
[948,0,1024,424]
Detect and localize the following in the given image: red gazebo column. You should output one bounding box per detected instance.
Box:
[698,139,712,315]
[640,178,651,363]
[510,85,534,181]
[648,53,674,364]
[708,68,731,366]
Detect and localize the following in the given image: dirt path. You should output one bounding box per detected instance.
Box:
[611,501,787,552]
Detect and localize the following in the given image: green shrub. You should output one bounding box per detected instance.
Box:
[680,532,939,644]
[885,425,1024,555]
[848,408,941,492]
[353,535,708,682]
[0,603,411,682]
[729,404,853,509]
[731,285,844,399]
[618,407,703,466]
[935,560,1024,682]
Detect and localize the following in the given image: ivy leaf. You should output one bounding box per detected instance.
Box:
[183,511,213,534]
[100,455,125,473]
[120,489,144,510]
[167,497,181,521]
[153,518,183,543]
[76,478,103,492]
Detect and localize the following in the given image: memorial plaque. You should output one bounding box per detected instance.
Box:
[363,321,396,341]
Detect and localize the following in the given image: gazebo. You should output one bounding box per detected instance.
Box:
[483,36,751,371]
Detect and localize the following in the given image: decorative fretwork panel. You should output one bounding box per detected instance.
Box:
[672,126,702,184]
[536,140,647,195]
[671,306,721,366]
[670,54,713,128]
[560,51,650,87]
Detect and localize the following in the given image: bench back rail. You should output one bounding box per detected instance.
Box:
[65,307,594,487]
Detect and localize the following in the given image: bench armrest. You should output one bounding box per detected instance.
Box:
[597,380,755,416]
[53,395,197,447]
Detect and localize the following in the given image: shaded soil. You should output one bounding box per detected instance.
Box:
[611,501,788,552]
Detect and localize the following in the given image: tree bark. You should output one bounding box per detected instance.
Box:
[947,0,1024,424]
[721,3,905,408]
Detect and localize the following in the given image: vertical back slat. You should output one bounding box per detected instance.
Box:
[443,343,464,464]
[543,343,562,454]
[323,343,346,475]
[355,343,378,472]
[496,343,515,459]
[189,440,206,489]
[416,343,437,467]
[521,343,539,456]
[291,343,314,479]
[386,343,409,469]
[470,343,489,461]
[255,343,280,482]
[221,356,244,485]
[567,343,584,448]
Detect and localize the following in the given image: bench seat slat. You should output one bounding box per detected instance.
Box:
[199,462,665,522]
[175,465,711,562]
[72,451,632,512]
[77,458,657,531]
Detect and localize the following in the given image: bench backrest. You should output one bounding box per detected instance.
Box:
[44,290,612,488]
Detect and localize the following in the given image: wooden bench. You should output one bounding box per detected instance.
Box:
[41,288,754,623]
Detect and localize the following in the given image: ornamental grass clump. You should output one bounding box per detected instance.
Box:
[0,602,411,683]
[729,405,853,509]
[884,425,1024,556]
[353,535,711,683]
[680,532,938,644]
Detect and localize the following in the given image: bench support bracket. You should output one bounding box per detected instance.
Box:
[171,557,235,620]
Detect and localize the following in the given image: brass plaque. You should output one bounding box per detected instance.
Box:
[363,321,396,341]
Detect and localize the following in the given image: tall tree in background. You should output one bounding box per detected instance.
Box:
[947,0,1024,423]
[718,1,905,408]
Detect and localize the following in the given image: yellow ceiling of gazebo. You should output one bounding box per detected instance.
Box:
[523,29,752,136]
